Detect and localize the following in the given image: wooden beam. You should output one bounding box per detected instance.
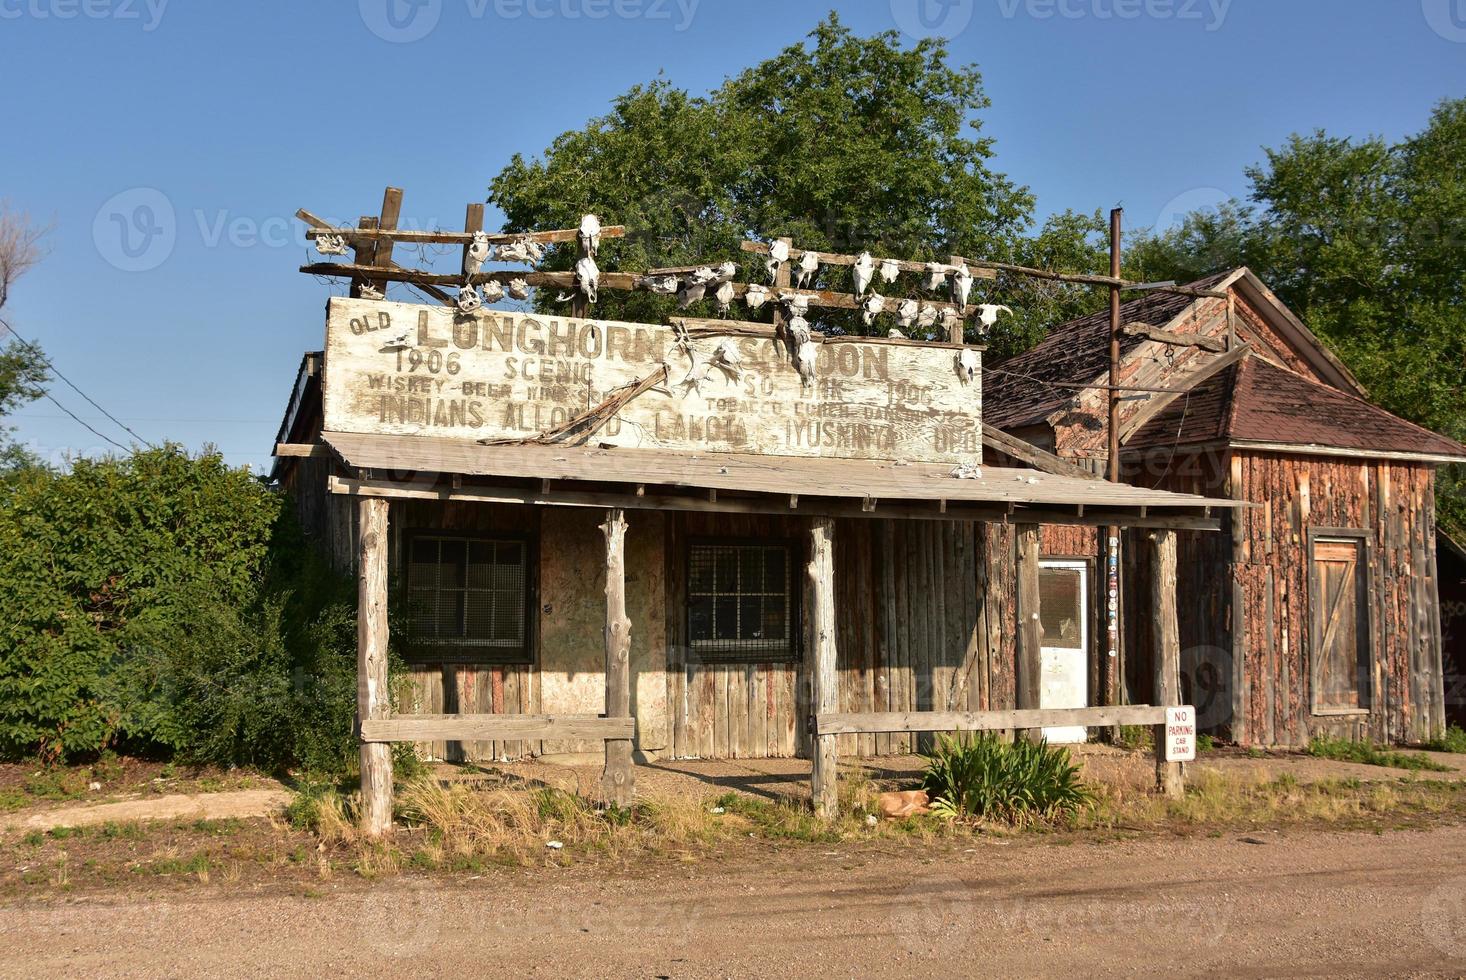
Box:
[1120,322,1226,352]
[360,713,634,743]
[273,442,329,459]
[1151,529,1184,797]
[357,496,393,836]
[302,222,626,245]
[296,208,453,306]
[816,704,1170,735]
[369,186,403,297]
[808,516,839,818]
[982,424,1099,481]
[601,508,635,807]
[326,475,1226,531]
[1014,524,1043,742]
[1119,344,1253,443]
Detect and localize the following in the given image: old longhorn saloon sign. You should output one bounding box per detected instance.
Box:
[321,297,983,464]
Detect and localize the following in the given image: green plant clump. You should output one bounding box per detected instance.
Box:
[1307,736,1452,772]
[1423,725,1466,755]
[920,733,1094,823]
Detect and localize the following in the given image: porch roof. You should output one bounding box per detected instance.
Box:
[321,430,1241,528]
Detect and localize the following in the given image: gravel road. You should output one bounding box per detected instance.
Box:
[6,824,1466,978]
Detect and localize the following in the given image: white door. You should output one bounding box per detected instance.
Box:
[1038,560,1089,743]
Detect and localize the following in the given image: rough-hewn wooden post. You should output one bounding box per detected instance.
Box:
[357,496,393,836]
[601,508,634,807]
[808,516,839,817]
[1151,529,1184,797]
[1014,523,1043,742]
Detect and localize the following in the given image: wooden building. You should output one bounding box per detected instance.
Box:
[983,268,1466,747]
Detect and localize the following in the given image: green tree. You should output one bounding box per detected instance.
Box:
[1128,99,1466,536]
[489,15,1110,348]
[0,204,50,469]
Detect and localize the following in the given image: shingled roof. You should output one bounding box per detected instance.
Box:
[982,271,1235,430]
[1127,355,1466,461]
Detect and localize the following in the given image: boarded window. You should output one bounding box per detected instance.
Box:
[406,534,530,663]
[687,541,795,662]
[1311,537,1369,712]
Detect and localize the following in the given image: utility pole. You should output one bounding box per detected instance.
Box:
[1105,207,1123,736]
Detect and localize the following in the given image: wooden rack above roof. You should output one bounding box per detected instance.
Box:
[297,213,627,246]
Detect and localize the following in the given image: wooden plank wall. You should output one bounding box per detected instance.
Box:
[666,513,1013,760]
[1228,451,1443,746]
[389,499,540,762]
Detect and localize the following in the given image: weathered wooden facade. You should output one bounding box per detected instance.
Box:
[274,196,1242,828]
[984,268,1466,747]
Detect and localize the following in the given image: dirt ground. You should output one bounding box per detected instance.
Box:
[4,821,1466,978]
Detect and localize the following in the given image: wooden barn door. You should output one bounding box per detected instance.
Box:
[1310,536,1370,713]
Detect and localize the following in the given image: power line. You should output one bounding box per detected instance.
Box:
[33,390,131,453]
[0,314,154,448]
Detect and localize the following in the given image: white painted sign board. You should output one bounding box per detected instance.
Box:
[321,297,983,464]
[1164,705,1196,762]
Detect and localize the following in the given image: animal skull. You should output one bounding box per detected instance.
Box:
[456,284,482,314]
[787,314,812,350]
[853,251,874,297]
[950,460,982,480]
[678,266,720,309]
[795,249,819,288]
[896,298,919,329]
[924,262,949,292]
[916,303,939,331]
[861,293,885,327]
[497,237,545,265]
[974,303,1014,331]
[956,347,980,383]
[938,307,962,337]
[315,234,348,256]
[577,214,601,257]
[464,231,491,276]
[951,262,974,308]
[796,340,818,388]
[712,339,743,380]
[766,239,789,281]
[358,282,384,300]
[714,280,735,316]
[744,283,769,309]
[481,280,505,303]
[879,258,901,284]
[887,328,905,339]
[575,255,600,303]
[780,292,809,317]
[507,278,530,300]
[644,274,679,295]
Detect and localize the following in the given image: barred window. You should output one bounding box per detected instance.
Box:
[406,534,530,663]
[687,540,796,662]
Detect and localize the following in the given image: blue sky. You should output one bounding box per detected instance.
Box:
[1,0,1462,472]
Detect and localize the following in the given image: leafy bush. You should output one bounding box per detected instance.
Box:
[1307,736,1451,772]
[0,446,361,772]
[1423,725,1466,754]
[920,733,1093,823]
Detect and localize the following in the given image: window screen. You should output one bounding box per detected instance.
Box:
[406,534,529,662]
[687,541,795,662]
[1038,564,1085,649]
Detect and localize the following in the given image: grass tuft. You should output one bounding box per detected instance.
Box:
[1307,736,1452,772]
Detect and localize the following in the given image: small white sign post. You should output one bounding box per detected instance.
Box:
[1164,705,1196,762]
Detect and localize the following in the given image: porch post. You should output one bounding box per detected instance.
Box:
[601,508,635,807]
[808,516,839,817]
[1014,523,1043,742]
[1150,529,1185,797]
[357,496,394,837]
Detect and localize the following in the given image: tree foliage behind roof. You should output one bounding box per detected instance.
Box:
[1128,97,1466,537]
[489,14,1111,349]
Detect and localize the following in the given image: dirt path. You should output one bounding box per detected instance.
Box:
[5,824,1466,978]
[0,789,291,833]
